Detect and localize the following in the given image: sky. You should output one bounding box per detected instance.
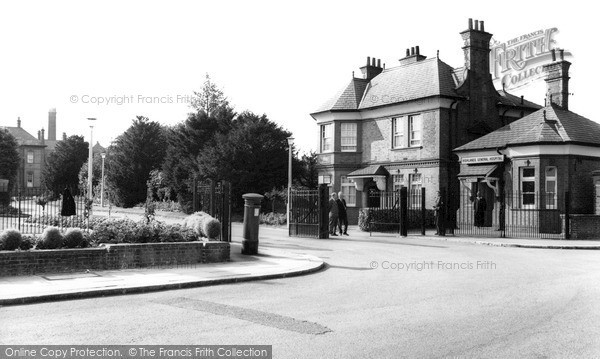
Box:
[0,0,597,154]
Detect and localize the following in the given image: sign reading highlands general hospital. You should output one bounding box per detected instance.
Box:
[490,27,573,90]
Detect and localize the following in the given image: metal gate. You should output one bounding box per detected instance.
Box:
[367,188,429,235]
[288,185,329,238]
[193,180,232,242]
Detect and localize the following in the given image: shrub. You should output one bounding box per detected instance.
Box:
[260,212,287,226]
[0,229,22,250]
[63,228,85,248]
[90,218,138,244]
[183,212,221,240]
[39,226,64,249]
[20,234,36,250]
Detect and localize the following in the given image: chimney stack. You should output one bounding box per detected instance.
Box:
[460,18,492,75]
[63,132,67,141]
[543,48,571,110]
[48,108,57,141]
[17,117,21,128]
[359,56,383,80]
[399,46,427,66]
[40,128,45,145]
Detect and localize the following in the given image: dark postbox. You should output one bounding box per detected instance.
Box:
[242,193,263,255]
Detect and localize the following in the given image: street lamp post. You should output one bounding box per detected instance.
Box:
[87,118,97,212]
[100,152,106,207]
[287,137,294,231]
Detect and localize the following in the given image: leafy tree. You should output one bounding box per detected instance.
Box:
[0,129,20,205]
[43,135,88,197]
[197,111,291,208]
[294,151,318,190]
[162,101,235,213]
[106,116,166,208]
[191,73,233,118]
[78,152,104,195]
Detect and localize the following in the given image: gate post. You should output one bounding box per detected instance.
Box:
[564,191,570,239]
[399,187,408,237]
[221,181,231,242]
[318,184,329,239]
[209,179,216,217]
[439,188,446,236]
[421,187,426,235]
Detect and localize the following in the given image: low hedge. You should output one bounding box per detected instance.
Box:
[358,208,436,232]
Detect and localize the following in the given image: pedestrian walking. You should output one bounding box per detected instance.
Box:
[337,191,348,236]
[474,191,486,227]
[328,192,339,236]
[433,190,444,235]
[60,187,76,217]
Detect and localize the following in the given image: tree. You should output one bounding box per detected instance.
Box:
[106,116,167,208]
[78,152,104,197]
[43,135,88,197]
[191,73,233,118]
[162,98,235,213]
[295,151,318,190]
[0,129,20,205]
[197,111,291,208]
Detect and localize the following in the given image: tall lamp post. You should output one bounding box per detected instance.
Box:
[287,136,294,231]
[100,152,106,207]
[87,118,97,211]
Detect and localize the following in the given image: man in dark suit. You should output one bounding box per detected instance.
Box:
[337,191,348,236]
[328,192,339,236]
[474,191,487,227]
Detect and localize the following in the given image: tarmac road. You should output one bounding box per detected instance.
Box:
[1,225,599,358]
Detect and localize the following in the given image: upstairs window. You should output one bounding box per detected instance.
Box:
[392,117,405,148]
[409,115,422,147]
[341,123,357,152]
[320,124,333,153]
[27,151,34,164]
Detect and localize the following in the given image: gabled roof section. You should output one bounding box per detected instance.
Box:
[358,58,460,109]
[312,78,369,113]
[497,89,542,110]
[1,126,44,147]
[455,105,600,151]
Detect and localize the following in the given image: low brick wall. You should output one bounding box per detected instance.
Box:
[0,241,230,277]
[568,215,600,240]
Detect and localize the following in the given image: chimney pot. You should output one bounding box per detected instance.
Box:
[377,59,381,68]
[406,49,410,57]
[372,57,376,66]
[474,20,479,30]
[520,95,524,105]
[63,132,67,141]
[411,47,415,56]
[559,49,564,60]
[416,46,420,55]
[468,18,473,29]
[367,56,371,66]
[17,117,21,128]
[480,20,485,32]
[37,130,41,140]
[551,49,556,62]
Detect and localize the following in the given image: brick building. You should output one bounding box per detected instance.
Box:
[1,109,61,191]
[311,19,540,224]
[454,50,600,235]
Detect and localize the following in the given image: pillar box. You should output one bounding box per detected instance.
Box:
[242,193,263,255]
[592,170,600,215]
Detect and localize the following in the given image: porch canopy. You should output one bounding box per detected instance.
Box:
[457,164,501,196]
[347,165,389,191]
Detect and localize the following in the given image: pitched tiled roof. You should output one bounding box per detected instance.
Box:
[455,105,600,151]
[1,126,44,147]
[358,58,460,109]
[347,165,389,177]
[497,90,542,109]
[313,78,369,113]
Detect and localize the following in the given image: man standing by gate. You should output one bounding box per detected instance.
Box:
[328,192,339,236]
[337,191,348,236]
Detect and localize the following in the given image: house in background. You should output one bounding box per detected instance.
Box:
[310,19,540,224]
[1,109,62,191]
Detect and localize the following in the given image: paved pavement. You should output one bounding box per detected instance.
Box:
[0,222,598,306]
